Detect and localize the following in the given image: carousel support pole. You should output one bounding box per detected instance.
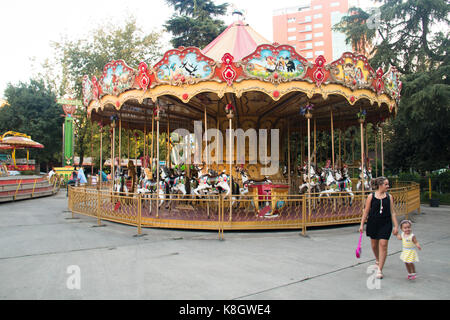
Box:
[306,111,312,219]
[99,126,103,190]
[151,110,155,172]
[118,119,122,178]
[330,107,335,169]
[287,121,291,193]
[204,105,209,218]
[338,128,342,168]
[300,130,303,169]
[127,126,130,164]
[375,128,378,177]
[314,118,317,169]
[167,107,170,167]
[359,114,365,207]
[225,98,234,222]
[216,115,220,165]
[204,105,208,171]
[229,115,233,222]
[365,123,369,169]
[156,104,160,218]
[380,125,384,176]
[134,131,137,167]
[111,120,116,192]
[144,122,147,169]
[90,125,94,176]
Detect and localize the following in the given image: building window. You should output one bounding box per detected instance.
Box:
[288,36,297,41]
[299,25,312,32]
[330,2,340,7]
[313,5,323,10]
[315,50,325,56]
[299,34,312,41]
[288,27,296,32]
[315,41,324,46]
[306,52,313,58]
[288,17,296,23]
[314,13,322,19]
[314,23,323,28]
[314,32,324,37]
[298,16,311,23]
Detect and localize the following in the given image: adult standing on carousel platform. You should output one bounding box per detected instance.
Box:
[359,176,399,279]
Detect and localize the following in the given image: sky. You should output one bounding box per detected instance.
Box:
[0,0,375,99]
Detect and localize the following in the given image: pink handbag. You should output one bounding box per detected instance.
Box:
[355,231,363,258]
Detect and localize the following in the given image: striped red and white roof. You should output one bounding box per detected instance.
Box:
[202,20,270,61]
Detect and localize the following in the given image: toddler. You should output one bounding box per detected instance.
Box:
[397,220,422,280]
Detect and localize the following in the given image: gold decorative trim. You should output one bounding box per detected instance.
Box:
[87,80,396,115]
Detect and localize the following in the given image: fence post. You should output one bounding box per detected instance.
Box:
[428,177,432,201]
[138,194,142,235]
[302,194,307,236]
[97,189,102,226]
[218,195,224,241]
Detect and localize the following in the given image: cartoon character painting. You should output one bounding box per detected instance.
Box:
[244,46,307,81]
[156,51,213,84]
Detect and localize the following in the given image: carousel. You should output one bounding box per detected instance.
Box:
[70,16,420,235]
[0,131,60,202]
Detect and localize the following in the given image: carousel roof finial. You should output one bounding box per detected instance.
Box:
[230,4,246,22]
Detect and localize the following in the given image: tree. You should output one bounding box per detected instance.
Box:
[333,7,376,55]
[0,80,64,170]
[335,0,450,173]
[40,16,162,168]
[164,0,229,48]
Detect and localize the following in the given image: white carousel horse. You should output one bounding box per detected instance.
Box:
[192,164,231,197]
[236,166,271,196]
[137,167,166,208]
[319,167,354,205]
[160,166,188,196]
[235,166,273,209]
[356,166,373,191]
[298,163,320,194]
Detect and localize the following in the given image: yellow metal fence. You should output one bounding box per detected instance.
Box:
[68,182,421,237]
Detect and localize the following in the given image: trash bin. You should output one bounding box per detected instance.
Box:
[430,198,440,207]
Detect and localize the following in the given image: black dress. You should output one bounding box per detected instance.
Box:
[366,193,392,240]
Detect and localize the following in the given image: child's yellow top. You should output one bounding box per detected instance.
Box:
[400,232,419,263]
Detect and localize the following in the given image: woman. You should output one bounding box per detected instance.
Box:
[359,177,399,279]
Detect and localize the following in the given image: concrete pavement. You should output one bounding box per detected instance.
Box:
[0,191,449,300]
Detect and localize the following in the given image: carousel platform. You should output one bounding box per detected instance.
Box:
[0,175,58,202]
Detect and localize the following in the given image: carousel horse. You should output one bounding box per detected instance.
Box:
[235,166,273,209]
[114,168,128,194]
[298,163,321,194]
[160,166,188,196]
[356,165,373,191]
[319,166,354,205]
[137,167,167,208]
[236,166,271,195]
[192,164,238,198]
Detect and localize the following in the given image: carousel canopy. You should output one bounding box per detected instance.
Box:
[0,133,44,149]
[202,20,270,61]
[82,20,402,134]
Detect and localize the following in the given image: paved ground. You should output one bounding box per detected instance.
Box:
[0,191,449,300]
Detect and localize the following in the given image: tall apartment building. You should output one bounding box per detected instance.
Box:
[273,0,358,62]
